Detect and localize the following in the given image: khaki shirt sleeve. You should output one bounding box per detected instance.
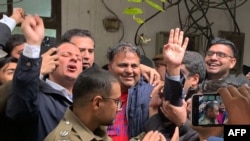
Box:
[129,132,146,141]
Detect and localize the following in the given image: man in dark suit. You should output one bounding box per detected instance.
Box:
[0,7,24,58]
[0,9,60,141]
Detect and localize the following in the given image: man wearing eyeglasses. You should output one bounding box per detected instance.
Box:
[45,63,166,141]
[205,37,250,86]
[44,68,122,141]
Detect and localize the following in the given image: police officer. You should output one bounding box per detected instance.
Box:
[44,67,121,141]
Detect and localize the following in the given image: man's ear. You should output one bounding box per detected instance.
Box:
[229,58,236,69]
[108,63,113,71]
[191,74,200,87]
[92,95,102,110]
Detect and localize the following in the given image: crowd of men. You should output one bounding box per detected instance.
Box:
[0,7,250,141]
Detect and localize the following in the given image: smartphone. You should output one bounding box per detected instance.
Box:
[192,93,227,126]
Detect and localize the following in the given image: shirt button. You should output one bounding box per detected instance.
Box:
[26,62,31,67]
[65,121,70,125]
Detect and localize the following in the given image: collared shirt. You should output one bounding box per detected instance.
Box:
[167,74,181,81]
[23,44,41,58]
[199,116,218,125]
[44,107,112,141]
[45,79,73,102]
[0,15,16,31]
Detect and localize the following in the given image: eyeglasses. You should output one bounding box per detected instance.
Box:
[102,97,122,110]
[206,51,234,58]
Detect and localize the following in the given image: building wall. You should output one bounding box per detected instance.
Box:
[62,0,250,67]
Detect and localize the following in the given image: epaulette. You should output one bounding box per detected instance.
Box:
[54,119,72,141]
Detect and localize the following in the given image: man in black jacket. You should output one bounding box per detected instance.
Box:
[6,14,83,141]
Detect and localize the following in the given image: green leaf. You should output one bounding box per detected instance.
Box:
[123,7,143,15]
[145,0,164,11]
[133,15,144,24]
[160,0,166,2]
[128,0,142,2]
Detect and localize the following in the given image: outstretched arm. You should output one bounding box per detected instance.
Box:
[6,15,45,120]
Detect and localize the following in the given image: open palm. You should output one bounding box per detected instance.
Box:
[163,28,189,67]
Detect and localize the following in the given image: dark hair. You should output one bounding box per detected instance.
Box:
[204,101,219,113]
[198,79,240,93]
[72,68,119,105]
[242,64,250,75]
[107,41,140,62]
[4,34,26,56]
[182,51,206,83]
[0,56,18,69]
[208,37,239,58]
[61,29,95,46]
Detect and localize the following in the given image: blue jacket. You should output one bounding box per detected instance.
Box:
[127,76,153,138]
[6,55,72,141]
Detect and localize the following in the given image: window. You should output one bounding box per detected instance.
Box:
[0,0,61,42]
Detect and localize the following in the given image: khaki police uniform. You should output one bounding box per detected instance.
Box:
[44,107,112,141]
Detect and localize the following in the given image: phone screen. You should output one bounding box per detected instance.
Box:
[192,94,227,126]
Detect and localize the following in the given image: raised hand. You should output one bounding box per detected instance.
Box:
[10,7,25,24]
[21,15,44,46]
[162,28,189,70]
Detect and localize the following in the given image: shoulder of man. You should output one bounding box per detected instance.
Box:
[226,73,250,86]
[44,119,74,141]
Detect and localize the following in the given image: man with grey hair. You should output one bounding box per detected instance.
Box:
[106,41,155,140]
[181,50,206,100]
[60,29,161,86]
